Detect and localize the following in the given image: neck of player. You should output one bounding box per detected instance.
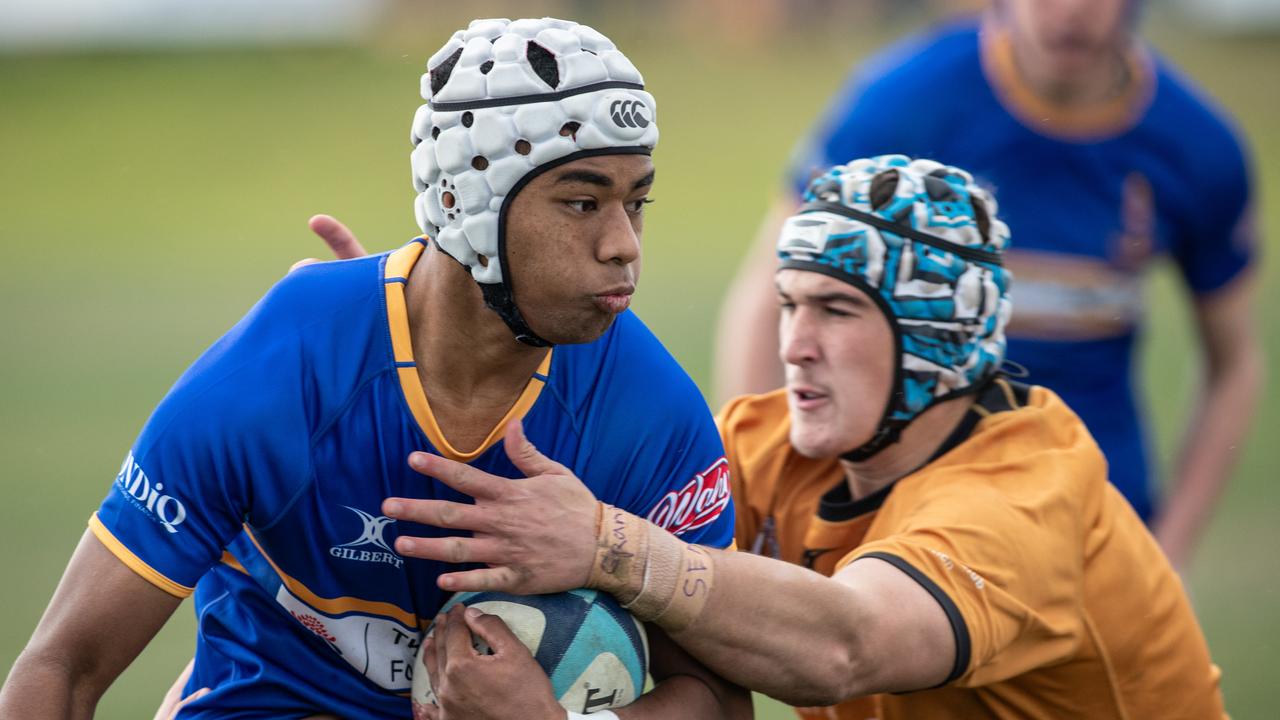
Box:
[840,395,976,500]
[404,244,549,447]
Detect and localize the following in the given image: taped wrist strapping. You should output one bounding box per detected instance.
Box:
[586,503,715,632]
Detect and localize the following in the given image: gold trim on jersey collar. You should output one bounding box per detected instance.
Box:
[384,240,552,463]
[979,21,1155,141]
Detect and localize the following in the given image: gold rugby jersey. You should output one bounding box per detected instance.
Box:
[720,379,1226,719]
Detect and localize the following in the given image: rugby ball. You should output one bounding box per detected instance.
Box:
[412,589,648,715]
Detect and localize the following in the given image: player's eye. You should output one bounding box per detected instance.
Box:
[824,305,853,318]
[626,198,654,214]
[566,199,598,213]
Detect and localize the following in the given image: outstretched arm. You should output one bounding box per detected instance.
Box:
[1155,274,1264,571]
[383,422,954,706]
[0,530,182,719]
[712,195,795,405]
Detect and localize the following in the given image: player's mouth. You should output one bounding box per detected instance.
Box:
[789,384,829,411]
[593,285,634,314]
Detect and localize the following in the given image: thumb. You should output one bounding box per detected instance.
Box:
[309,214,368,260]
[462,607,524,656]
[503,420,569,478]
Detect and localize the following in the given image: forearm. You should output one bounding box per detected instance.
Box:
[712,197,793,405]
[0,647,100,720]
[713,275,783,405]
[589,510,869,706]
[1157,342,1263,565]
[664,548,870,706]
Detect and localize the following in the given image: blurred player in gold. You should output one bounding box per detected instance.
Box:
[377,156,1227,719]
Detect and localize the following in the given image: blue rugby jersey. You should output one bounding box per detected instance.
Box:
[93,239,735,719]
[789,19,1257,521]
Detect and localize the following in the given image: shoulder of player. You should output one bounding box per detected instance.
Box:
[970,383,1100,460]
[902,383,1107,507]
[261,253,388,324]
[852,19,983,100]
[147,254,390,435]
[213,253,388,373]
[1145,54,1251,174]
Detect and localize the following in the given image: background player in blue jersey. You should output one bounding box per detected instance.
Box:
[713,0,1263,571]
[0,18,749,720]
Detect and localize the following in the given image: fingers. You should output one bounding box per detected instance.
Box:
[394,535,507,565]
[408,452,507,500]
[423,628,440,685]
[383,498,490,532]
[433,614,449,670]
[309,214,368,259]
[503,420,570,478]
[462,607,521,656]
[442,605,475,659]
[437,565,522,593]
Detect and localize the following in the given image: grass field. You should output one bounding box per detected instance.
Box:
[1,12,1278,719]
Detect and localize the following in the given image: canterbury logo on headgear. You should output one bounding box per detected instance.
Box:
[610,99,650,129]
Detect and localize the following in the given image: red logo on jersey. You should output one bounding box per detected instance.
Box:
[291,611,337,644]
[647,458,731,536]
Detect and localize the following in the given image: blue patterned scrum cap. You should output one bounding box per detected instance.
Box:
[777,155,1014,457]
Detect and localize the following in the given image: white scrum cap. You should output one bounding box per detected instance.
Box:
[410,18,659,345]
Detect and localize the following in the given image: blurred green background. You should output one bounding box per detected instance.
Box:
[1,1,1277,718]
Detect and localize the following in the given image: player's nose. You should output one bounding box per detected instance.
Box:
[596,205,641,266]
[781,309,822,366]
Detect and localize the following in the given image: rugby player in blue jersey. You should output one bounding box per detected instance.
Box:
[1,18,749,720]
[715,0,1263,571]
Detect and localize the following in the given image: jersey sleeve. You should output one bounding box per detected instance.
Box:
[580,314,735,550]
[92,280,316,597]
[1170,118,1258,294]
[716,394,765,549]
[836,471,1086,687]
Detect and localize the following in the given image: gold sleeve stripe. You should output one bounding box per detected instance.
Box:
[88,513,195,598]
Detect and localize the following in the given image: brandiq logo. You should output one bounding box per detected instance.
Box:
[115,451,188,534]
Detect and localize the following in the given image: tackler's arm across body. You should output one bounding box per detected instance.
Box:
[383,421,954,707]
